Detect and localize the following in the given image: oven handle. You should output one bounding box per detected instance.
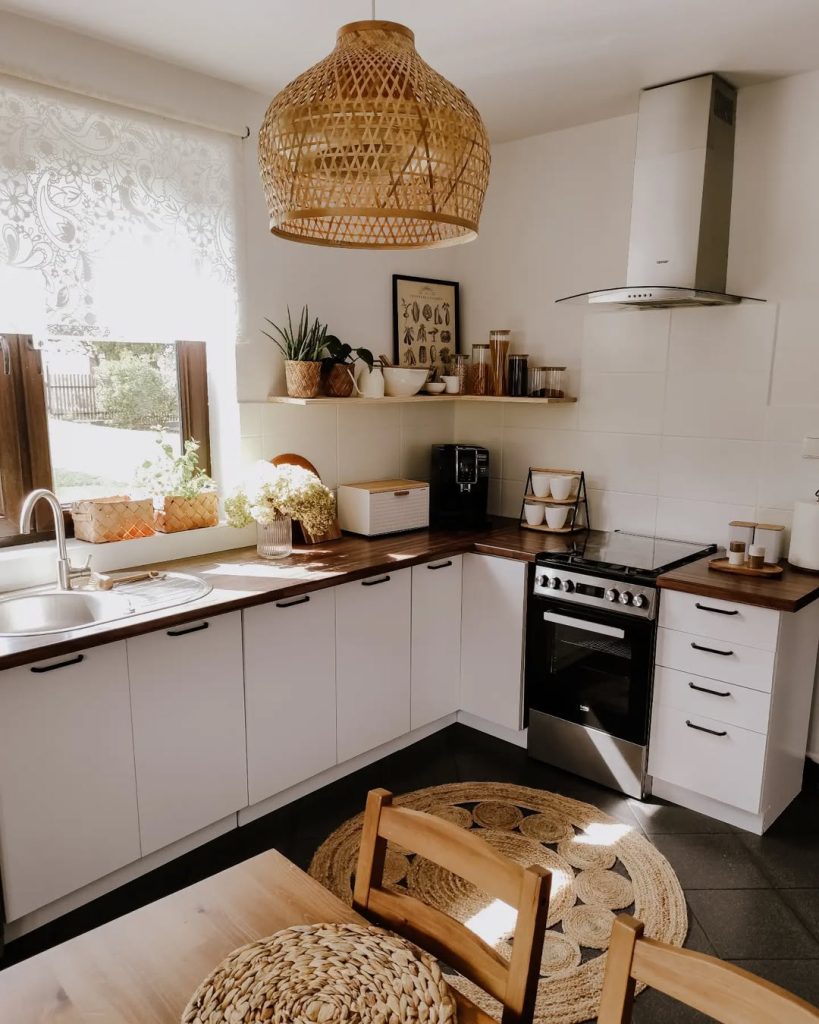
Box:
[542,611,625,640]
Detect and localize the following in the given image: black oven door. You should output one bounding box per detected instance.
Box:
[525,597,655,745]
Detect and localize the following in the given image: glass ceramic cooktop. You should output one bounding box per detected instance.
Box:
[538,531,717,577]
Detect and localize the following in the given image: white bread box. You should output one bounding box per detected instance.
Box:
[337,479,429,536]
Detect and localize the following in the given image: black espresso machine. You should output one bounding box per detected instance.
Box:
[430,444,490,529]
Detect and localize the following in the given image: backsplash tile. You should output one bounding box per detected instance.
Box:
[577,371,666,435]
[338,403,400,484]
[659,436,761,506]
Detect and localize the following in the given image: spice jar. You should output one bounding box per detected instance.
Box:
[469,344,490,395]
[507,354,529,397]
[489,330,511,395]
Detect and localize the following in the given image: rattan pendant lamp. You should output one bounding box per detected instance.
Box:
[258,12,491,249]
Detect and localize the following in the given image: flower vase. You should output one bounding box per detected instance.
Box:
[256,516,293,559]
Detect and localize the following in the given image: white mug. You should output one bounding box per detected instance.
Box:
[545,505,574,530]
[441,375,460,394]
[531,472,551,498]
[524,502,545,526]
[549,475,577,501]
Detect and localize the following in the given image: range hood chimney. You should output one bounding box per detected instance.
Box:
[557,74,763,309]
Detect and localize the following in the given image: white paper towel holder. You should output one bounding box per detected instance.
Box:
[787,489,819,575]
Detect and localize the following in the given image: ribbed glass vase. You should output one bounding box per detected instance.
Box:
[256,516,292,559]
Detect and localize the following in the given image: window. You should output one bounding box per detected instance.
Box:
[0,74,238,545]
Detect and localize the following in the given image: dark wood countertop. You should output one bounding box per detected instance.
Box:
[0,519,577,671]
[657,556,819,613]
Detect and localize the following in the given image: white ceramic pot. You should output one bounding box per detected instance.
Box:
[382,366,429,397]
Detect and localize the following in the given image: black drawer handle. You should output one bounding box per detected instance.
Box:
[362,575,391,587]
[276,595,310,609]
[31,653,84,674]
[167,621,209,637]
[689,680,731,698]
[695,602,739,616]
[427,560,453,571]
[686,719,728,737]
[691,641,733,656]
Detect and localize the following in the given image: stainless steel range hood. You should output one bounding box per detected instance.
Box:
[556,74,763,310]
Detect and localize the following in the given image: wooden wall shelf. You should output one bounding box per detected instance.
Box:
[267,395,577,407]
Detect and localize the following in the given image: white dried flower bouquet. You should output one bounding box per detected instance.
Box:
[225,461,336,538]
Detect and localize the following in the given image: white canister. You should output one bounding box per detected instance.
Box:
[788,499,819,572]
[753,524,784,564]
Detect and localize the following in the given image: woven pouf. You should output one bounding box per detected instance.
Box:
[181,922,457,1024]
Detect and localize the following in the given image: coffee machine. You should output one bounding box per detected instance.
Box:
[429,444,490,529]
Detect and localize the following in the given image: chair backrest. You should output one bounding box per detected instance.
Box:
[353,788,551,1024]
[599,915,819,1024]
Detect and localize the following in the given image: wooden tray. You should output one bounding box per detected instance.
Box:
[519,522,586,535]
[708,557,783,579]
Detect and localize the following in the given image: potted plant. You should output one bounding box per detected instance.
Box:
[263,305,327,398]
[134,438,219,533]
[321,336,375,397]
[225,461,336,559]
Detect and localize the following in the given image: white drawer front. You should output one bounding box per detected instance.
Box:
[370,488,429,535]
[654,666,772,735]
[649,703,765,813]
[659,590,779,651]
[656,627,775,693]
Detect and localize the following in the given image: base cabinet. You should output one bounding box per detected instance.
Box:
[411,556,462,730]
[0,643,140,921]
[127,612,247,855]
[244,589,337,804]
[460,554,526,730]
[336,568,411,762]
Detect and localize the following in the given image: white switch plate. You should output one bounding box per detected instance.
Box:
[801,436,819,459]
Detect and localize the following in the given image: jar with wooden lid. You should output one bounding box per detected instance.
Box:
[507,354,529,397]
[469,344,490,395]
[530,366,566,398]
[489,329,511,395]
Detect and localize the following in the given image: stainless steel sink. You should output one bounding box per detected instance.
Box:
[0,591,135,636]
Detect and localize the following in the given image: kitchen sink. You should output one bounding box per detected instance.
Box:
[0,572,212,638]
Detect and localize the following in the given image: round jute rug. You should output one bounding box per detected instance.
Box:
[309,782,687,1024]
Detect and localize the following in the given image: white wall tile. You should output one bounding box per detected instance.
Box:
[659,437,761,505]
[337,403,400,484]
[454,403,505,477]
[582,310,670,373]
[502,395,579,431]
[663,372,769,440]
[488,478,503,517]
[577,372,666,435]
[262,404,339,488]
[758,442,819,509]
[668,304,777,373]
[770,300,819,406]
[502,427,580,482]
[238,403,263,438]
[239,434,263,468]
[399,402,454,481]
[764,406,819,443]
[656,498,755,547]
[573,431,661,495]
[586,489,657,535]
[500,478,527,519]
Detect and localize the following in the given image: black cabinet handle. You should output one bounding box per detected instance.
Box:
[695,602,739,616]
[691,641,733,656]
[167,621,209,637]
[427,560,453,571]
[31,653,84,674]
[689,680,731,698]
[362,575,391,587]
[276,595,310,609]
[686,719,728,737]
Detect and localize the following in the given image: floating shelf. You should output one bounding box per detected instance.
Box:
[267,395,577,406]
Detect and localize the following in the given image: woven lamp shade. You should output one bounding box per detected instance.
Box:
[258,20,491,249]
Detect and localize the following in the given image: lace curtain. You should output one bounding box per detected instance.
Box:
[0,74,239,344]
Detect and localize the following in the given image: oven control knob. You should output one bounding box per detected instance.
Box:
[547,576,561,590]
[561,579,574,593]
[619,591,633,605]
[605,588,619,602]
[537,574,549,587]
[633,593,648,609]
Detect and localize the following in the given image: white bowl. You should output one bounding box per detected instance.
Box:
[424,382,446,394]
[383,367,429,397]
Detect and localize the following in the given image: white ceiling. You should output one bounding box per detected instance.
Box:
[3,0,819,141]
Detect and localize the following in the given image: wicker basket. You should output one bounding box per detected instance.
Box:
[71,496,155,543]
[323,363,354,398]
[285,360,322,398]
[153,492,219,533]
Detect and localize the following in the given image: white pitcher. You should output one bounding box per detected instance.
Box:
[354,362,385,398]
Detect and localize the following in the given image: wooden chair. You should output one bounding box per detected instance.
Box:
[598,915,819,1024]
[353,788,551,1024]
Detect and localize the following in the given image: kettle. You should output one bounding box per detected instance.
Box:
[354,362,385,399]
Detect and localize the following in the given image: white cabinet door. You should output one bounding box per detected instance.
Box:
[0,643,140,921]
[411,556,462,730]
[336,568,411,762]
[460,554,526,730]
[127,612,247,854]
[244,589,337,805]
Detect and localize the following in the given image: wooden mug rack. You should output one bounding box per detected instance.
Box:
[519,467,590,534]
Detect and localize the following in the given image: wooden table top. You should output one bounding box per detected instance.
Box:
[658,554,819,613]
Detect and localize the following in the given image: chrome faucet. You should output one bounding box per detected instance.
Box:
[19,489,90,590]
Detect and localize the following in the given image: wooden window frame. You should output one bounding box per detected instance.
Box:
[0,337,211,549]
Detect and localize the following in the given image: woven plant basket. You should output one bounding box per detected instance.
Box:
[323,363,354,398]
[153,492,219,533]
[285,360,322,398]
[71,496,154,544]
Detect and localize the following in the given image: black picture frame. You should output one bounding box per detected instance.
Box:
[392,274,461,371]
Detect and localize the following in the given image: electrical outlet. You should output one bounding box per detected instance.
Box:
[801,436,819,459]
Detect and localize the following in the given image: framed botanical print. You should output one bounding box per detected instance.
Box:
[392,275,460,371]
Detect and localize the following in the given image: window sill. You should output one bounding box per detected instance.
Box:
[0,522,257,594]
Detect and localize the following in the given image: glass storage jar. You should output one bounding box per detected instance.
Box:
[507,354,529,397]
[469,344,491,395]
[488,329,511,396]
[453,354,470,395]
[530,366,566,398]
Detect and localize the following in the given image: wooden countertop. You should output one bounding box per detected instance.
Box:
[0,519,575,671]
[658,555,819,613]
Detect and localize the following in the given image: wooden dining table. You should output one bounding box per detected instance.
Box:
[0,850,485,1023]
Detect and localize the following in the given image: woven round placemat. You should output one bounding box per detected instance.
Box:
[181,922,457,1024]
[309,781,687,1024]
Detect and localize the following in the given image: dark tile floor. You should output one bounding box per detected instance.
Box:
[2,723,818,1023]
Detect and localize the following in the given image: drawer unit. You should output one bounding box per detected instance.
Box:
[337,479,429,536]
[653,665,772,735]
[659,590,780,651]
[649,703,766,814]
[656,627,776,693]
